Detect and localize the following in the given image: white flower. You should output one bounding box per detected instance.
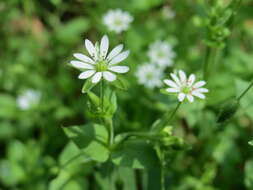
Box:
[70,35,130,83]
[136,63,163,89]
[103,9,133,34]
[163,70,208,103]
[162,6,176,19]
[148,40,176,69]
[17,89,41,110]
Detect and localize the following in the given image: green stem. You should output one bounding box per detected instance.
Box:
[161,158,165,190]
[237,80,253,101]
[100,79,104,112]
[203,47,217,80]
[153,102,182,133]
[166,102,181,124]
[107,118,114,146]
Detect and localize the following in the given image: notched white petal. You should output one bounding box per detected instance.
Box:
[193,81,206,88]
[109,66,129,73]
[85,39,96,58]
[178,93,186,102]
[109,50,130,65]
[179,70,187,83]
[164,79,179,88]
[78,70,95,79]
[107,44,124,61]
[70,61,94,69]
[73,53,95,64]
[166,88,179,93]
[188,74,196,86]
[187,94,194,103]
[192,91,206,99]
[91,72,102,83]
[100,35,109,58]
[170,73,181,86]
[103,71,116,81]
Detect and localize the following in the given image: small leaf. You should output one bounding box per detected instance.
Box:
[112,140,160,170]
[82,79,96,93]
[63,124,109,162]
[249,140,253,146]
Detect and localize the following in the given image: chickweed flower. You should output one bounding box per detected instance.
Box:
[136,63,163,89]
[17,89,41,110]
[103,9,133,34]
[162,6,176,20]
[164,70,208,102]
[70,35,130,83]
[148,40,175,68]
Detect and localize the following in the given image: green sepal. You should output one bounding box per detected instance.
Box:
[82,79,97,93]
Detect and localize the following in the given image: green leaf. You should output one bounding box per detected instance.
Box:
[82,79,97,93]
[63,124,109,162]
[59,142,91,172]
[249,140,253,146]
[112,140,160,170]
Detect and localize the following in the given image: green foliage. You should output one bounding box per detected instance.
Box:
[1,0,253,189]
[63,124,109,162]
[112,140,160,170]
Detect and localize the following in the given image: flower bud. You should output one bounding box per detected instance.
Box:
[249,140,253,146]
[217,98,239,123]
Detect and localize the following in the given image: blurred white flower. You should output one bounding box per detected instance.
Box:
[70,35,130,83]
[17,89,41,110]
[136,63,163,89]
[103,9,133,34]
[148,40,176,69]
[162,6,176,19]
[164,70,208,103]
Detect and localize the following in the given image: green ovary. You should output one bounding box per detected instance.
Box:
[181,86,191,94]
[96,61,108,72]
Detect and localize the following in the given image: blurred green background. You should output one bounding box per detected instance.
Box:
[0,0,253,189]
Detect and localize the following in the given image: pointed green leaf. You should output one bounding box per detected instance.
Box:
[112,140,160,170]
[63,124,109,162]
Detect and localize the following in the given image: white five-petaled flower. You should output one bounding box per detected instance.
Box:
[136,63,163,89]
[70,35,130,83]
[164,70,208,103]
[148,40,176,69]
[17,89,41,110]
[103,9,133,34]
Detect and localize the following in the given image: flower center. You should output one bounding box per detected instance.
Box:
[96,60,108,72]
[181,86,191,94]
[114,19,123,26]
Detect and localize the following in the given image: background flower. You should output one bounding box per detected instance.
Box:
[136,63,163,89]
[148,40,176,68]
[17,89,41,110]
[103,9,133,33]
